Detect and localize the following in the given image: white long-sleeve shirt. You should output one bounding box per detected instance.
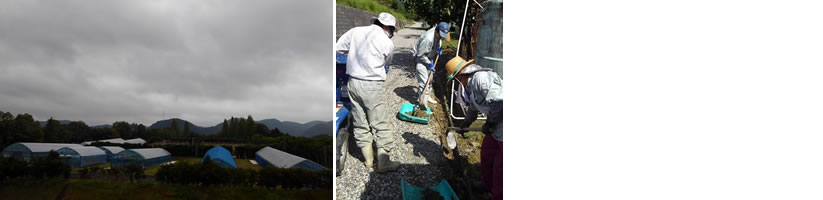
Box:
[335,25,394,81]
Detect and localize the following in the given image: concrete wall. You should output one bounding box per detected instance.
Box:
[336,5,407,39]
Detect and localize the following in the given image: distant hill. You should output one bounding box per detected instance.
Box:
[301,121,333,137]
[37,120,74,127]
[148,118,222,135]
[91,124,112,129]
[148,118,332,137]
[256,119,329,137]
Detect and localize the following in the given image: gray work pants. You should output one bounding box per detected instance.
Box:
[347,78,394,151]
[416,62,432,99]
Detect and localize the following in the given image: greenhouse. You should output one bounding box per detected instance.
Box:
[97,146,125,161]
[56,146,107,168]
[201,146,237,168]
[255,146,325,171]
[99,138,126,144]
[110,148,171,168]
[2,143,84,162]
[123,138,146,145]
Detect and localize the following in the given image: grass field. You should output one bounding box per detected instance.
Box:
[144,157,262,176]
[0,178,65,200]
[72,162,110,171]
[235,158,263,171]
[337,0,412,22]
[0,178,331,200]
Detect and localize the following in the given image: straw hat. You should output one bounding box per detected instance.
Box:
[446,56,474,80]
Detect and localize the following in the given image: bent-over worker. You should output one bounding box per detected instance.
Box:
[446,56,503,200]
[413,22,450,106]
[335,12,401,173]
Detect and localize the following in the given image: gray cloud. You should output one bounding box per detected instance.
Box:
[0,0,332,126]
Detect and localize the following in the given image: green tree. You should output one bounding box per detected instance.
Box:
[43,118,60,142]
[183,121,191,137]
[220,119,229,136]
[112,121,132,139]
[271,128,283,137]
[0,111,13,146]
[31,151,70,179]
[14,113,43,142]
[65,121,91,143]
[255,123,270,137]
[110,128,121,138]
[170,119,180,138]
[132,123,146,139]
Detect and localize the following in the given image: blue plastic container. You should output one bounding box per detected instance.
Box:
[397,103,431,124]
[401,178,459,200]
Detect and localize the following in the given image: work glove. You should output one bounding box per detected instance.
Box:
[428,62,435,72]
[437,47,442,55]
[482,122,497,135]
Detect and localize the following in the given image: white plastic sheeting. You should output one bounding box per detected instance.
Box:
[81,138,144,145]
[124,138,146,145]
[128,148,170,160]
[7,143,83,153]
[58,146,106,156]
[99,138,126,144]
[255,146,325,171]
[256,147,305,168]
[98,146,125,154]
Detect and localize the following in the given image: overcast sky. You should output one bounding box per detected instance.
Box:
[0,0,331,126]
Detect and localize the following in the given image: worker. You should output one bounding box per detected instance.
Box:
[334,12,401,173]
[413,22,450,105]
[446,56,503,200]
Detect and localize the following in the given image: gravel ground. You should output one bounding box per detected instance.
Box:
[336,22,455,200]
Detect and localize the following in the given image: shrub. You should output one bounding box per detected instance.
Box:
[29,151,70,179]
[125,164,145,182]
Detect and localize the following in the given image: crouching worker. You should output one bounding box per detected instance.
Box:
[446,56,503,200]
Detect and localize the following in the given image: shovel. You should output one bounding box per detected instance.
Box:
[397,51,441,124]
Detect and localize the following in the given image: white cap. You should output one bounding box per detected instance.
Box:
[376,12,396,27]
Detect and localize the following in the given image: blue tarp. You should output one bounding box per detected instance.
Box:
[201,145,237,168]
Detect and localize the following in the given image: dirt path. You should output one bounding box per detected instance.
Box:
[336,22,455,200]
[54,182,69,200]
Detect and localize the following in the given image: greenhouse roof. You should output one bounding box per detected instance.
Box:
[127,148,170,159]
[256,146,316,169]
[98,146,125,154]
[99,138,126,144]
[202,146,237,168]
[124,138,146,144]
[7,143,83,153]
[58,146,106,156]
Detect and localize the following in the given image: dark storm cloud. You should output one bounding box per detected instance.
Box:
[0,0,332,126]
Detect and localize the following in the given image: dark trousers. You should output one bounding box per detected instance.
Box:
[481,134,503,200]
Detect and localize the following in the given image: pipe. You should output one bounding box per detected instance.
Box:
[456,0,470,56]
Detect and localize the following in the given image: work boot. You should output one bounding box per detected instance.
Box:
[376,148,400,173]
[360,146,374,169]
